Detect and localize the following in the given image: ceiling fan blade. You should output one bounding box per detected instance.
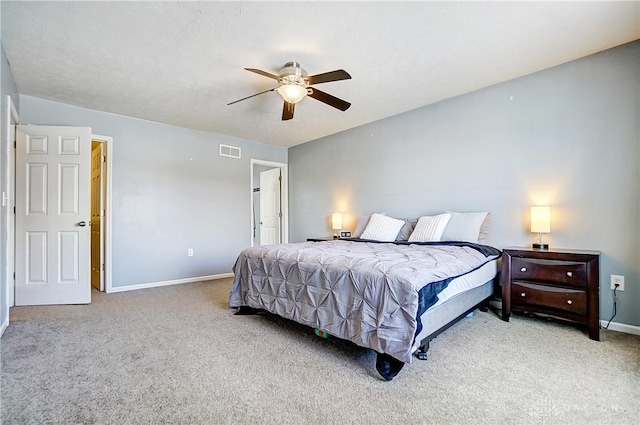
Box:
[307,69,351,85]
[227,87,276,106]
[245,68,280,80]
[308,88,351,111]
[282,101,295,120]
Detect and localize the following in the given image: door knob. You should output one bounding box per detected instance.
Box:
[77,221,87,227]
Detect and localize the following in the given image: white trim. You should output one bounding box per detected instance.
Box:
[250,159,288,247]
[600,320,640,336]
[108,273,234,293]
[219,143,241,159]
[5,95,18,311]
[0,315,8,338]
[91,134,114,294]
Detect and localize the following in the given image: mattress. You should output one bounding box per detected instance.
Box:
[429,259,497,308]
[412,260,497,352]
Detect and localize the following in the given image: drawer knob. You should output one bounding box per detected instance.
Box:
[566,271,573,277]
[520,267,527,272]
[567,300,573,305]
[520,292,526,297]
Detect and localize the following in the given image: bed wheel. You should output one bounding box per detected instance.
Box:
[375,353,405,381]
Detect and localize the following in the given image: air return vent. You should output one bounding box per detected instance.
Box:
[219,144,241,159]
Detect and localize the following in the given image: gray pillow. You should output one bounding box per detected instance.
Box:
[353,214,372,238]
[395,218,418,241]
[441,211,490,243]
[478,213,491,243]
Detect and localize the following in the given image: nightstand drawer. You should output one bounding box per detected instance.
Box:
[511,258,586,288]
[512,282,586,315]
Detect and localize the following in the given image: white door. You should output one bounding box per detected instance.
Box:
[259,168,281,245]
[15,125,92,305]
[91,142,105,291]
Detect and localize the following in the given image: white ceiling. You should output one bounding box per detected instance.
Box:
[2,1,638,147]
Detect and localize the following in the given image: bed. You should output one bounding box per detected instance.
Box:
[229,234,501,380]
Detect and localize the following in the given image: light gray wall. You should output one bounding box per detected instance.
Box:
[289,41,640,327]
[1,42,19,330]
[19,95,287,288]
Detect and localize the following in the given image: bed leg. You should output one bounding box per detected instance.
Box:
[415,341,430,361]
[479,299,490,312]
[234,306,258,315]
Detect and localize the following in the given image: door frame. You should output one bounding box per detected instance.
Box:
[250,159,288,247]
[4,96,18,308]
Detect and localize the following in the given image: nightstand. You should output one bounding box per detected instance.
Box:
[500,247,600,341]
[307,237,335,242]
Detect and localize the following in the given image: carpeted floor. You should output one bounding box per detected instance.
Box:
[1,278,638,425]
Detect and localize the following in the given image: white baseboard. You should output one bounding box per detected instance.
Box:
[600,320,640,336]
[107,273,234,293]
[0,315,8,338]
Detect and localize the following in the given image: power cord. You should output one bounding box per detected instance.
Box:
[604,284,619,329]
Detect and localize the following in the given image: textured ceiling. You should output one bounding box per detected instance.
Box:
[2,1,639,147]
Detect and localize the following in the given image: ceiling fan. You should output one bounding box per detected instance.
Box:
[228,62,352,120]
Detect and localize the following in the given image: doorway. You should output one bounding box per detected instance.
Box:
[89,134,112,293]
[250,159,288,247]
[91,140,106,291]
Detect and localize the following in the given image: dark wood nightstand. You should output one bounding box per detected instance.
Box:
[307,237,335,242]
[500,247,600,341]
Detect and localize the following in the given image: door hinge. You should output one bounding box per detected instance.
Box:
[13,206,16,214]
[278,175,282,182]
[13,272,15,280]
[102,155,106,163]
[278,212,282,218]
[14,140,16,149]
[101,264,105,271]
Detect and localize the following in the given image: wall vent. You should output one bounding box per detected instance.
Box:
[219,144,241,159]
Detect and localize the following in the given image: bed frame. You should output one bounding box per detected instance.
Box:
[413,278,495,360]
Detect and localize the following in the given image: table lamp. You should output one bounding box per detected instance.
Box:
[530,206,551,249]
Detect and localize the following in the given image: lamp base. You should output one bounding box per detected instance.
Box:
[532,243,549,250]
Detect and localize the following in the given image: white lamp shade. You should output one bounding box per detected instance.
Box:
[530,206,551,233]
[331,213,343,230]
[277,84,307,104]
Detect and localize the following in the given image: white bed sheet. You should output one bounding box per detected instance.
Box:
[429,259,497,309]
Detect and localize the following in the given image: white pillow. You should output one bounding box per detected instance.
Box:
[408,213,452,242]
[353,213,384,238]
[441,211,489,243]
[359,213,405,242]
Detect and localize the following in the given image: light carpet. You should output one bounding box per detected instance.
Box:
[1,278,638,424]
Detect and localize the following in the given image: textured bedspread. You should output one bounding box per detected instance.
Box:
[229,240,500,363]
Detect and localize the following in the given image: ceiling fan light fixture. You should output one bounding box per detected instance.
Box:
[231,63,351,120]
[277,84,307,104]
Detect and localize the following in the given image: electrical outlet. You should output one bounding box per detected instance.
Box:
[187,248,194,257]
[610,275,624,291]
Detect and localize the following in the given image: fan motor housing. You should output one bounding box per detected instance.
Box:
[279,62,308,85]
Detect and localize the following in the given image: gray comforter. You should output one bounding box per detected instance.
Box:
[229,240,499,363]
